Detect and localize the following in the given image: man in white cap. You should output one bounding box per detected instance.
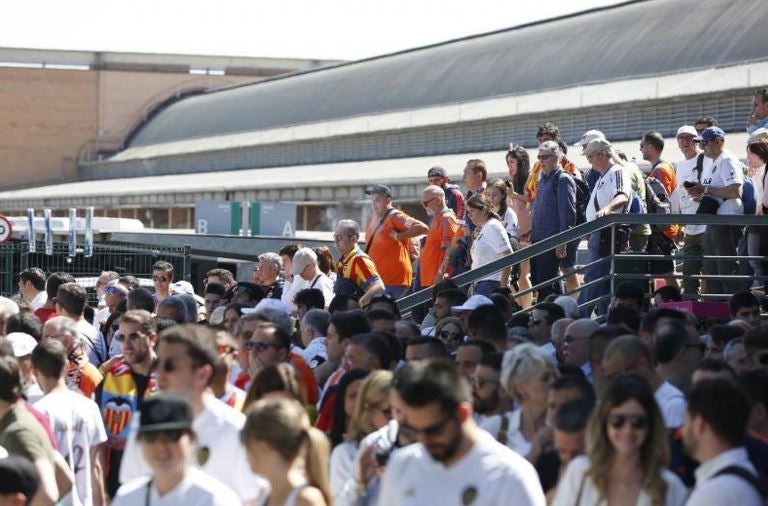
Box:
[291,247,334,310]
[673,125,713,297]
[6,332,43,403]
[451,294,493,329]
[574,129,606,192]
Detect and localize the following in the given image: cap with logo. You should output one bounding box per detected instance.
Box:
[364,184,393,199]
[693,126,726,142]
[139,394,193,434]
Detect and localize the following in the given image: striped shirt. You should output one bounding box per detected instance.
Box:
[586,163,632,222]
[336,246,381,292]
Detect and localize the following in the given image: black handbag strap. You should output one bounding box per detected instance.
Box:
[713,465,767,499]
[365,208,395,254]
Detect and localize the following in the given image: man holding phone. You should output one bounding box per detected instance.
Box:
[673,125,713,297]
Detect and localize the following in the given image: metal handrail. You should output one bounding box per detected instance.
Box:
[396,213,768,315]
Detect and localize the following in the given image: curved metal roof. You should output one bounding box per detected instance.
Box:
[129,0,768,147]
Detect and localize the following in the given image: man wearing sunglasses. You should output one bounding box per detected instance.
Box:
[112,394,239,505]
[421,185,460,288]
[120,324,268,505]
[95,309,158,497]
[379,361,545,506]
[151,261,174,305]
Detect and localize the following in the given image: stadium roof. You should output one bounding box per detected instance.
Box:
[128,0,768,148]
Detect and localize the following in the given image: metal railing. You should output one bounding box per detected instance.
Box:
[396,213,768,316]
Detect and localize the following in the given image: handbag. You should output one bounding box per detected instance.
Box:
[696,195,720,215]
[594,195,629,256]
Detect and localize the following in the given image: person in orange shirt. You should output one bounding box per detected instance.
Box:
[364,184,428,298]
[641,131,680,288]
[420,185,460,287]
[42,316,103,398]
[526,122,581,203]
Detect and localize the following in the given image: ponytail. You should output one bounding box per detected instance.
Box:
[303,427,331,505]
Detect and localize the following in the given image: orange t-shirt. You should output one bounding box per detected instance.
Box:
[420,209,460,287]
[67,361,103,398]
[651,161,680,238]
[365,209,422,287]
[527,156,578,203]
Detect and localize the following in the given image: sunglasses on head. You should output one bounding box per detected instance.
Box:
[140,429,185,443]
[607,413,649,430]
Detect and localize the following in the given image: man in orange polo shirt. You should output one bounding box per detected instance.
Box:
[364,184,428,298]
[420,185,460,287]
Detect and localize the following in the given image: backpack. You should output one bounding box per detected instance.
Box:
[554,171,589,226]
[713,465,768,500]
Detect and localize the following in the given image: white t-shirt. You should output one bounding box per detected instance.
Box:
[379,430,545,506]
[282,275,308,315]
[704,150,744,215]
[675,153,714,236]
[329,440,358,506]
[687,447,763,506]
[586,164,632,222]
[654,381,686,429]
[552,455,688,506]
[503,208,520,240]
[120,394,269,504]
[113,467,241,506]
[471,218,513,282]
[302,273,335,310]
[34,388,108,506]
[299,337,328,369]
[479,409,532,457]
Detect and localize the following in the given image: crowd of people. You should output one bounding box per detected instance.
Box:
[0,89,768,505]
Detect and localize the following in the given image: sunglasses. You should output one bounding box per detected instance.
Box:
[401,415,455,438]
[152,275,169,282]
[140,429,185,443]
[607,413,649,430]
[117,332,144,343]
[245,341,281,352]
[156,358,177,373]
[438,330,461,340]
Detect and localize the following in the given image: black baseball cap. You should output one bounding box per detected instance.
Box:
[0,456,39,499]
[364,184,393,199]
[139,394,193,433]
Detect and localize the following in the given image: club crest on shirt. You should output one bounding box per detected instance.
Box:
[197,446,210,466]
[461,485,478,505]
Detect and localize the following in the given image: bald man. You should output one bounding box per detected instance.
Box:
[602,335,686,429]
[562,319,599,381]
[421,185,460,287]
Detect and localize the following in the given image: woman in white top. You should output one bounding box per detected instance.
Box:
[552,374,687,506]
[466,194,514,298]
[490,343,557,461]
[487,178,521,242]
[329,370,393,506]
[242,398,331,506]
[746,139,768,291]
[505,145,534,308]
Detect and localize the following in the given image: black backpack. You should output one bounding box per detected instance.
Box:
[553,171,589,226]
[713,465,768,501]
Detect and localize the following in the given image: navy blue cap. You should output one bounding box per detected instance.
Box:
[364,184,393,198]
[139,394,193,433]
[693,126,726,142]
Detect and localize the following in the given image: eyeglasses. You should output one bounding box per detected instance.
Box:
[117,332,145,343]
[401,414,455,438]
[152,275,169,282]
[140,429,185,443]
[157,358,177,373]
[245,341,281,353]
[333,234,353,241]
[422,197,438,207]
[537,154,553,161]
[607,413,649,430]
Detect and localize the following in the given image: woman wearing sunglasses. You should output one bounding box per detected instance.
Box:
[465,194,514,297]
[552,374,687,506]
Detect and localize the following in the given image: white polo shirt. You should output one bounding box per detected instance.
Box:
[704,149,744,216]
[586,164,632,222]
[654,381,686,429]
[113,467,240,506]
[687,447,763,506]
[675,153,714,236]
[119,394,269,504]
[379,430,545,506]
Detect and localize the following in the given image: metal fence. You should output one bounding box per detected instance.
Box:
[397,214,768,318]
[0,241,191,303]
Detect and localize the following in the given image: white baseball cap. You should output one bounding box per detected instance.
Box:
[291,247,317,276]
[451,295,493,313]
[573,129,606,148]
[242,298,290,315]
[676,125,698,137]
[6,332,37,358]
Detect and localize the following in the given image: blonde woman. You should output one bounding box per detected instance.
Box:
[242,398,331,506]
[552,375,686,506]
[329,369,393,506]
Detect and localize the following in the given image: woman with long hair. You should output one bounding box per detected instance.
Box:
[505,145,533,308]
[552,374,687,506]
[434,316,467,353]
[242,398,331,506]
[243,363,306,411]
[465,194,514,297]
[487,178,521,244]
[746,138,768,291]
[329,370,393,506]
[329,368,370,448]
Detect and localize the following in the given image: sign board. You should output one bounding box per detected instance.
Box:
[252,202,296,237]
[194,202,241,235]
[195,201,296,236]
[0,216,11,242]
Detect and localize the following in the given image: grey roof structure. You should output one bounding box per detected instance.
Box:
[129,0,768,148]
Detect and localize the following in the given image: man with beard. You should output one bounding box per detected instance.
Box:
[379,360,545,506]
[472,353,513,427]
[420,185,460,288]
[95,310,158,497]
